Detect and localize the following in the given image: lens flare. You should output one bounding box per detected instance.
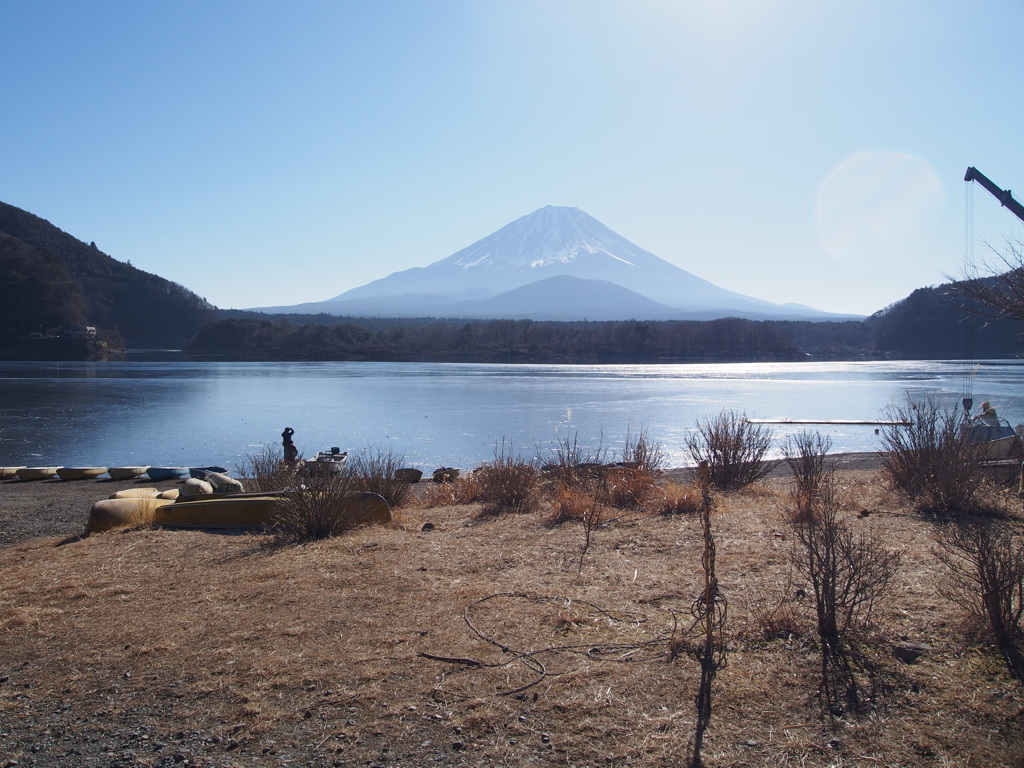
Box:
[816,152,945,268]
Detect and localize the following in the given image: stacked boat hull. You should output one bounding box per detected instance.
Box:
[87,490,390,533]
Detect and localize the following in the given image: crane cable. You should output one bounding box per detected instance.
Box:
[962,177,975,416]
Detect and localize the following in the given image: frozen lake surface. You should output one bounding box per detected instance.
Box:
[1,359,1021,470]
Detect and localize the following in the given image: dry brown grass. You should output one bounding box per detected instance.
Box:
[550,484,596,525]
[650,480,704,516]
[600,466,660,510]
[1,469,1023,767]
[422,473,481,507]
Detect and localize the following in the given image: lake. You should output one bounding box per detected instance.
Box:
[1,359,1021,471]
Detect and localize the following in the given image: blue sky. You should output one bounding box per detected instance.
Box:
[4,0,1023,316]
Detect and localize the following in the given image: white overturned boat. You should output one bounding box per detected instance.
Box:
[16,467,59,481]
[57,467,109,481]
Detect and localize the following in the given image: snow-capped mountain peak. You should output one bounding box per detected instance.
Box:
[256,206,849,321]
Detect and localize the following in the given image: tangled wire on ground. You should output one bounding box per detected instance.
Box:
[420,592,690,699]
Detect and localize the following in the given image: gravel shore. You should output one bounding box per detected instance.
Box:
[0,475,186,545]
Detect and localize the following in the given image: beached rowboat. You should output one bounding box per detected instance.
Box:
[146,467,189,481]
[57,467,109,481]
[189,466,227,479]
[307,449,349,477]
[0,467,26,480]
[16,467,59,481]
[107,466,150,480]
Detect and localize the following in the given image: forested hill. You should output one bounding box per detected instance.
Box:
[190,315,805,362]
[191,282,1023,363]
[0,201,217,348]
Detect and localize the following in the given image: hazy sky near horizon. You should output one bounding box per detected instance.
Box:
[4,0,1023,316]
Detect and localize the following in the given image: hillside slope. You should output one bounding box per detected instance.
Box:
[0,232,89,335]
[0,201,217,347]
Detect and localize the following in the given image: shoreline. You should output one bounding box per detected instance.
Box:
[0,452,885,548]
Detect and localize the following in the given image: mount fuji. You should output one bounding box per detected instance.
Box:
[256,206,852,321]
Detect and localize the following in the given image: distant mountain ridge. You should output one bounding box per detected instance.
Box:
[255,206,860,321]
[0,201,217,347]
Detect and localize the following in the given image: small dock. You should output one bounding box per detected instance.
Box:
[745,419,912,426]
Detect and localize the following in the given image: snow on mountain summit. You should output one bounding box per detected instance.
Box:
[443,206,639,273]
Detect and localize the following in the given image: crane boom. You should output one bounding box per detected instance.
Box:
[964,166,1024,224]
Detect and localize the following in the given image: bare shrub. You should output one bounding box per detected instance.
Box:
[684,410,775,490]
[879,397,987,514]
[270,470,385,544]
[934,519,1024,678]
[544,433,606,492]
[782,431,836,520]
[791,486,902,638]
[790,485,902,716]
[476,442,539,515]
[621,425,665,472]
[546,481,605,572]
[349,446,413,509]
[238,444,301,493]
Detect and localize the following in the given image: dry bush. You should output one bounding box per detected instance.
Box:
[790,483,902,716]
[934,518,1024,678]
[621,425,665,472]
[600,466,659,510]
[238,444,302,493]
[476,442,540,515]
[650,481,703,516]
[349,446,414,508]
[270,471,365,543]
[544,433,607,491]
[783,431,837,520]
[879,397,988,514]
[685,409,775,490]
[745,577,805,641]
[791,486,902,638]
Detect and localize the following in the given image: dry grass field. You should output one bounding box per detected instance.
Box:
[1,466,1022,767]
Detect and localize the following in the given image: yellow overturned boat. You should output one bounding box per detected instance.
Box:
[88,490,390,533]
[88,496,177,532]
